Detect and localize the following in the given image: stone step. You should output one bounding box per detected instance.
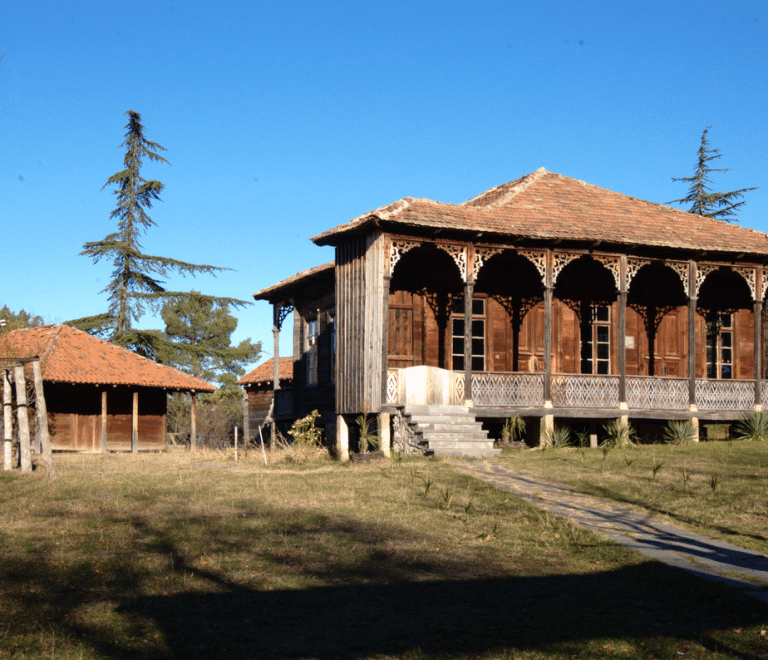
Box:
[422,440,498,450]
[403,403,496,458]
[412,422,486,433]
[406,405,474,415]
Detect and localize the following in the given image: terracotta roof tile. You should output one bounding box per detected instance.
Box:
[237,357,293,386]
[0,325,216,391]
[311,168,768,256]
[253,262,334,301]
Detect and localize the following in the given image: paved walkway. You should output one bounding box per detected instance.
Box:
[457,461,768,603]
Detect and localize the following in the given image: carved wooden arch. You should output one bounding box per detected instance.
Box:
[696,263,756,300]
[552,252,619,291]
[471,247,547,287]
[626,259,690,298]
[389,240,422,277]
[435,244,468,282]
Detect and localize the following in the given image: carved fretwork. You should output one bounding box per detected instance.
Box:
[273,303,294,330]
[593,255,621,291]
[519,250,547,286]
[626,258,652,289]
[628,302,678,377]
[732,266,757,300]
[389,240,422,276]
[552,252,581,285]
[492,294,544,371]
[424,289,458,369]
[665,261,690,296]
[472,247,504,280]
[436,244,468,282]
[762,270,768,302]
[695,263,720,297]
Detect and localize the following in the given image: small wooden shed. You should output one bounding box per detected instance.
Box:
[0,325,215,451]
[238,357,293,437]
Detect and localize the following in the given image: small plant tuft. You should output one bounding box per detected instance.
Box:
[541,425,572,449]
[650,449,664,480]
[733,411,768,442]
[602,420,636,448]
[708,471,720,496]
[501,415,526,443]
[355,409,379,453]
[664,420,697,445]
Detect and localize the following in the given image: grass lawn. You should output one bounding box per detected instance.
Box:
[498,440,768,556]
[1,449,767,659]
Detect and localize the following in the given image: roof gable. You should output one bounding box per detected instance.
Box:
[237,357,293,386]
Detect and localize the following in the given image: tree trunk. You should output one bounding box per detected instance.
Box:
[32,360,54,478]
[14,366,32,474]
[3,369,12,471]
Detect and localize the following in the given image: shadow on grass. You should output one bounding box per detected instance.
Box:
[3,501,768,660]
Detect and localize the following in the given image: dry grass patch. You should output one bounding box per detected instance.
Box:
[0,451,766,659]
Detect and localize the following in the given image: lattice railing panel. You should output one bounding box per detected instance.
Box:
[762,381,768,406]
[626,376,689,410]
[472,373,544,407]
[386,369,401,405]
[696,379,755,410]
[450,372,465,404]
[551,375,619,408]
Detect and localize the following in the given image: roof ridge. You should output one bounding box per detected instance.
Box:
[460,167,548,209]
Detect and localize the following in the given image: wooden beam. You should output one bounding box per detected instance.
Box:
[131,391,138,453]
[101,389,108,453]
[3,369,12,471]
[14,366,31,474]
[31,360,54,478]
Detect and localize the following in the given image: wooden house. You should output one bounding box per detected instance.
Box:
[238,357,293,439]
[256,168,768,457]
[1,325,215,451]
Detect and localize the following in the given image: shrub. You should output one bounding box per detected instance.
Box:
[356,412,379,453]
[733,411,768,442]
[664,420,697,445]
[501,415,526,442]
[289,410,323,448]
[541,425,572,449]
[602,419,636,448]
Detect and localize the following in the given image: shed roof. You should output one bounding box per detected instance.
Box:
[0,325,216,391]
[311,168,768,256]
[237,357,293,386]
[253,262,334,302]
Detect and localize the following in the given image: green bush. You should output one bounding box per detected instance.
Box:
[289,410,323,448]
[733,411,768,442]
[602,420,636,448]
[664,420,696,445]
[541,425,572,449]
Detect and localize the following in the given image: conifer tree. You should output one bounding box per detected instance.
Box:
[669,126,757,223]
[71,111,244,353]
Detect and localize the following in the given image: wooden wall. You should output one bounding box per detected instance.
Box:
[388,292,757,379]
[45,382,167,451]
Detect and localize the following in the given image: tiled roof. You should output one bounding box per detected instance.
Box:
[0,325,216,391]
[253,262,334,301]
[237,357,293,386]
[311,168,768,256]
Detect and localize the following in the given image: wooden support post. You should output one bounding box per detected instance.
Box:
[241,387,250,449]
[32,360,54,478]
[754,298,763,409]
[3,369,12,471]
[337,414,349,462]
[14,366,32,474]
[463,280,474,403]
[381,275,391,407]
[589,420,598,448]
[101,390,108,453]
[688,261,697,410]
[543,286,553,403]
[272,304,281,448]
[618,256,627,406]
[378,412,391,457]
[190,392,197,452]
[131,391,138,453]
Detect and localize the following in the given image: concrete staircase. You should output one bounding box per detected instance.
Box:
[404,404,500,458]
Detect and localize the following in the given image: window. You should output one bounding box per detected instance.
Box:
[451,297,485,371]
[706,312,732,379]
[306,317,318,386]
[580,305,610,375]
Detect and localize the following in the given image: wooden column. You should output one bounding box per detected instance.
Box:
[14,366,31,474]
[337,413,350,461]
[3,369,12,471]
[543,250,553,403]
[31,360,53,478]
[378,412,391,457]
[463,280,474,403]
[688,261,698,409]
[618,256,628,406]
[241,387,250,446]
[131,391,138,453]
[190,392,197,451]
[272,303,283,447]
[381,275,391,407]
[755,298,763,409]
[101,390,108,453]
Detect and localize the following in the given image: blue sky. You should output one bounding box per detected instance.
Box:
[2,0,766,374]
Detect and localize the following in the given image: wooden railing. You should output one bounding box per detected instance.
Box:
[386,368,761,412]
[626,376,689,410]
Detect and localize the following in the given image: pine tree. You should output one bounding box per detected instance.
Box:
[669,126,757,223]
[72,111,238,351]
